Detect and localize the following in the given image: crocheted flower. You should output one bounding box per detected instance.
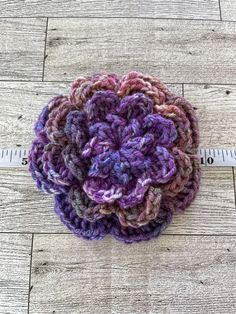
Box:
[29,71,200,243]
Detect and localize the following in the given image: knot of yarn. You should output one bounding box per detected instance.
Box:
[29,71,200,243]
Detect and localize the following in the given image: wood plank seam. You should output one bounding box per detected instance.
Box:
[28,234,236,314]
[28,234,34,314]
[0,16,224,21]
[233,167,236,211]
[218,0,222,21]
[43,19,236,83]
[2,80,236,86]
[0,18,47,81]
[42,18,49,81]
[1,232,236,236]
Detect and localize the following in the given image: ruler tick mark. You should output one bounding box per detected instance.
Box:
[1,148,236,168]
[204,149,207,166]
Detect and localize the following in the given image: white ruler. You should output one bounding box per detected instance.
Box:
[0,148,236,168]
[198,148,236,167]
[0,149,29,167]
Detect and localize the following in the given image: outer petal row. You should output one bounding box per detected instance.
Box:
[53,156,200,243]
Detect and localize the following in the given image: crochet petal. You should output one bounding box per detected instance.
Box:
[46,96,75,145]
[161,148,193,197]
[62,144,89,183]
[83,177,123,204]
[85,90,119,122]
[54,193,112,240]
[64,110,89,148]
[29,139,68,194]
[68,187,112,222]
[165,96,199,152]
[162,155,201,213]
[41,143,76,187]
[70,72,119,107]
[149,146,176,184]
[117,178,151,209]
[117,93,153,121]
[115,187,162,228]
[143,114,177,148]
[111,205,173,243]
[117,71,171,105]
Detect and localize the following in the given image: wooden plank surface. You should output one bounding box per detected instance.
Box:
[44,18,236,84]
[184,84,236,148]
[167,167,236,234]
[0,18,46,81]
[0,82,69,148]
[0,0,220,20]
[0,168,64,233]
[0,234,32,314]
[221,0,236,21]
[30,234,236,314]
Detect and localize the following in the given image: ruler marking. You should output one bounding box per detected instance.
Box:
[0,148,236,167]
[204,149,207,166]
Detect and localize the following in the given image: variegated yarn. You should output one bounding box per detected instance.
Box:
[29,72,200,243]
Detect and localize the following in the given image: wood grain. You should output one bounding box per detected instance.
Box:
[0,234,32,314]
[0,82,68,148]
[167,167,236,234]
[45,18,236,84]
[30,234,236,314]
[0,82,181,148]
[0,0,220,20]
[0,18,46,80]
[184,84,236,148]
[0,168,64,233]
[221,0,236,21]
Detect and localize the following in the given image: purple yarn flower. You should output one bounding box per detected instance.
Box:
[65,91,177,209]
[29,71,200,243]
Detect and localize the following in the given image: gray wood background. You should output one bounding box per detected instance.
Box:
[0,1,236,313]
